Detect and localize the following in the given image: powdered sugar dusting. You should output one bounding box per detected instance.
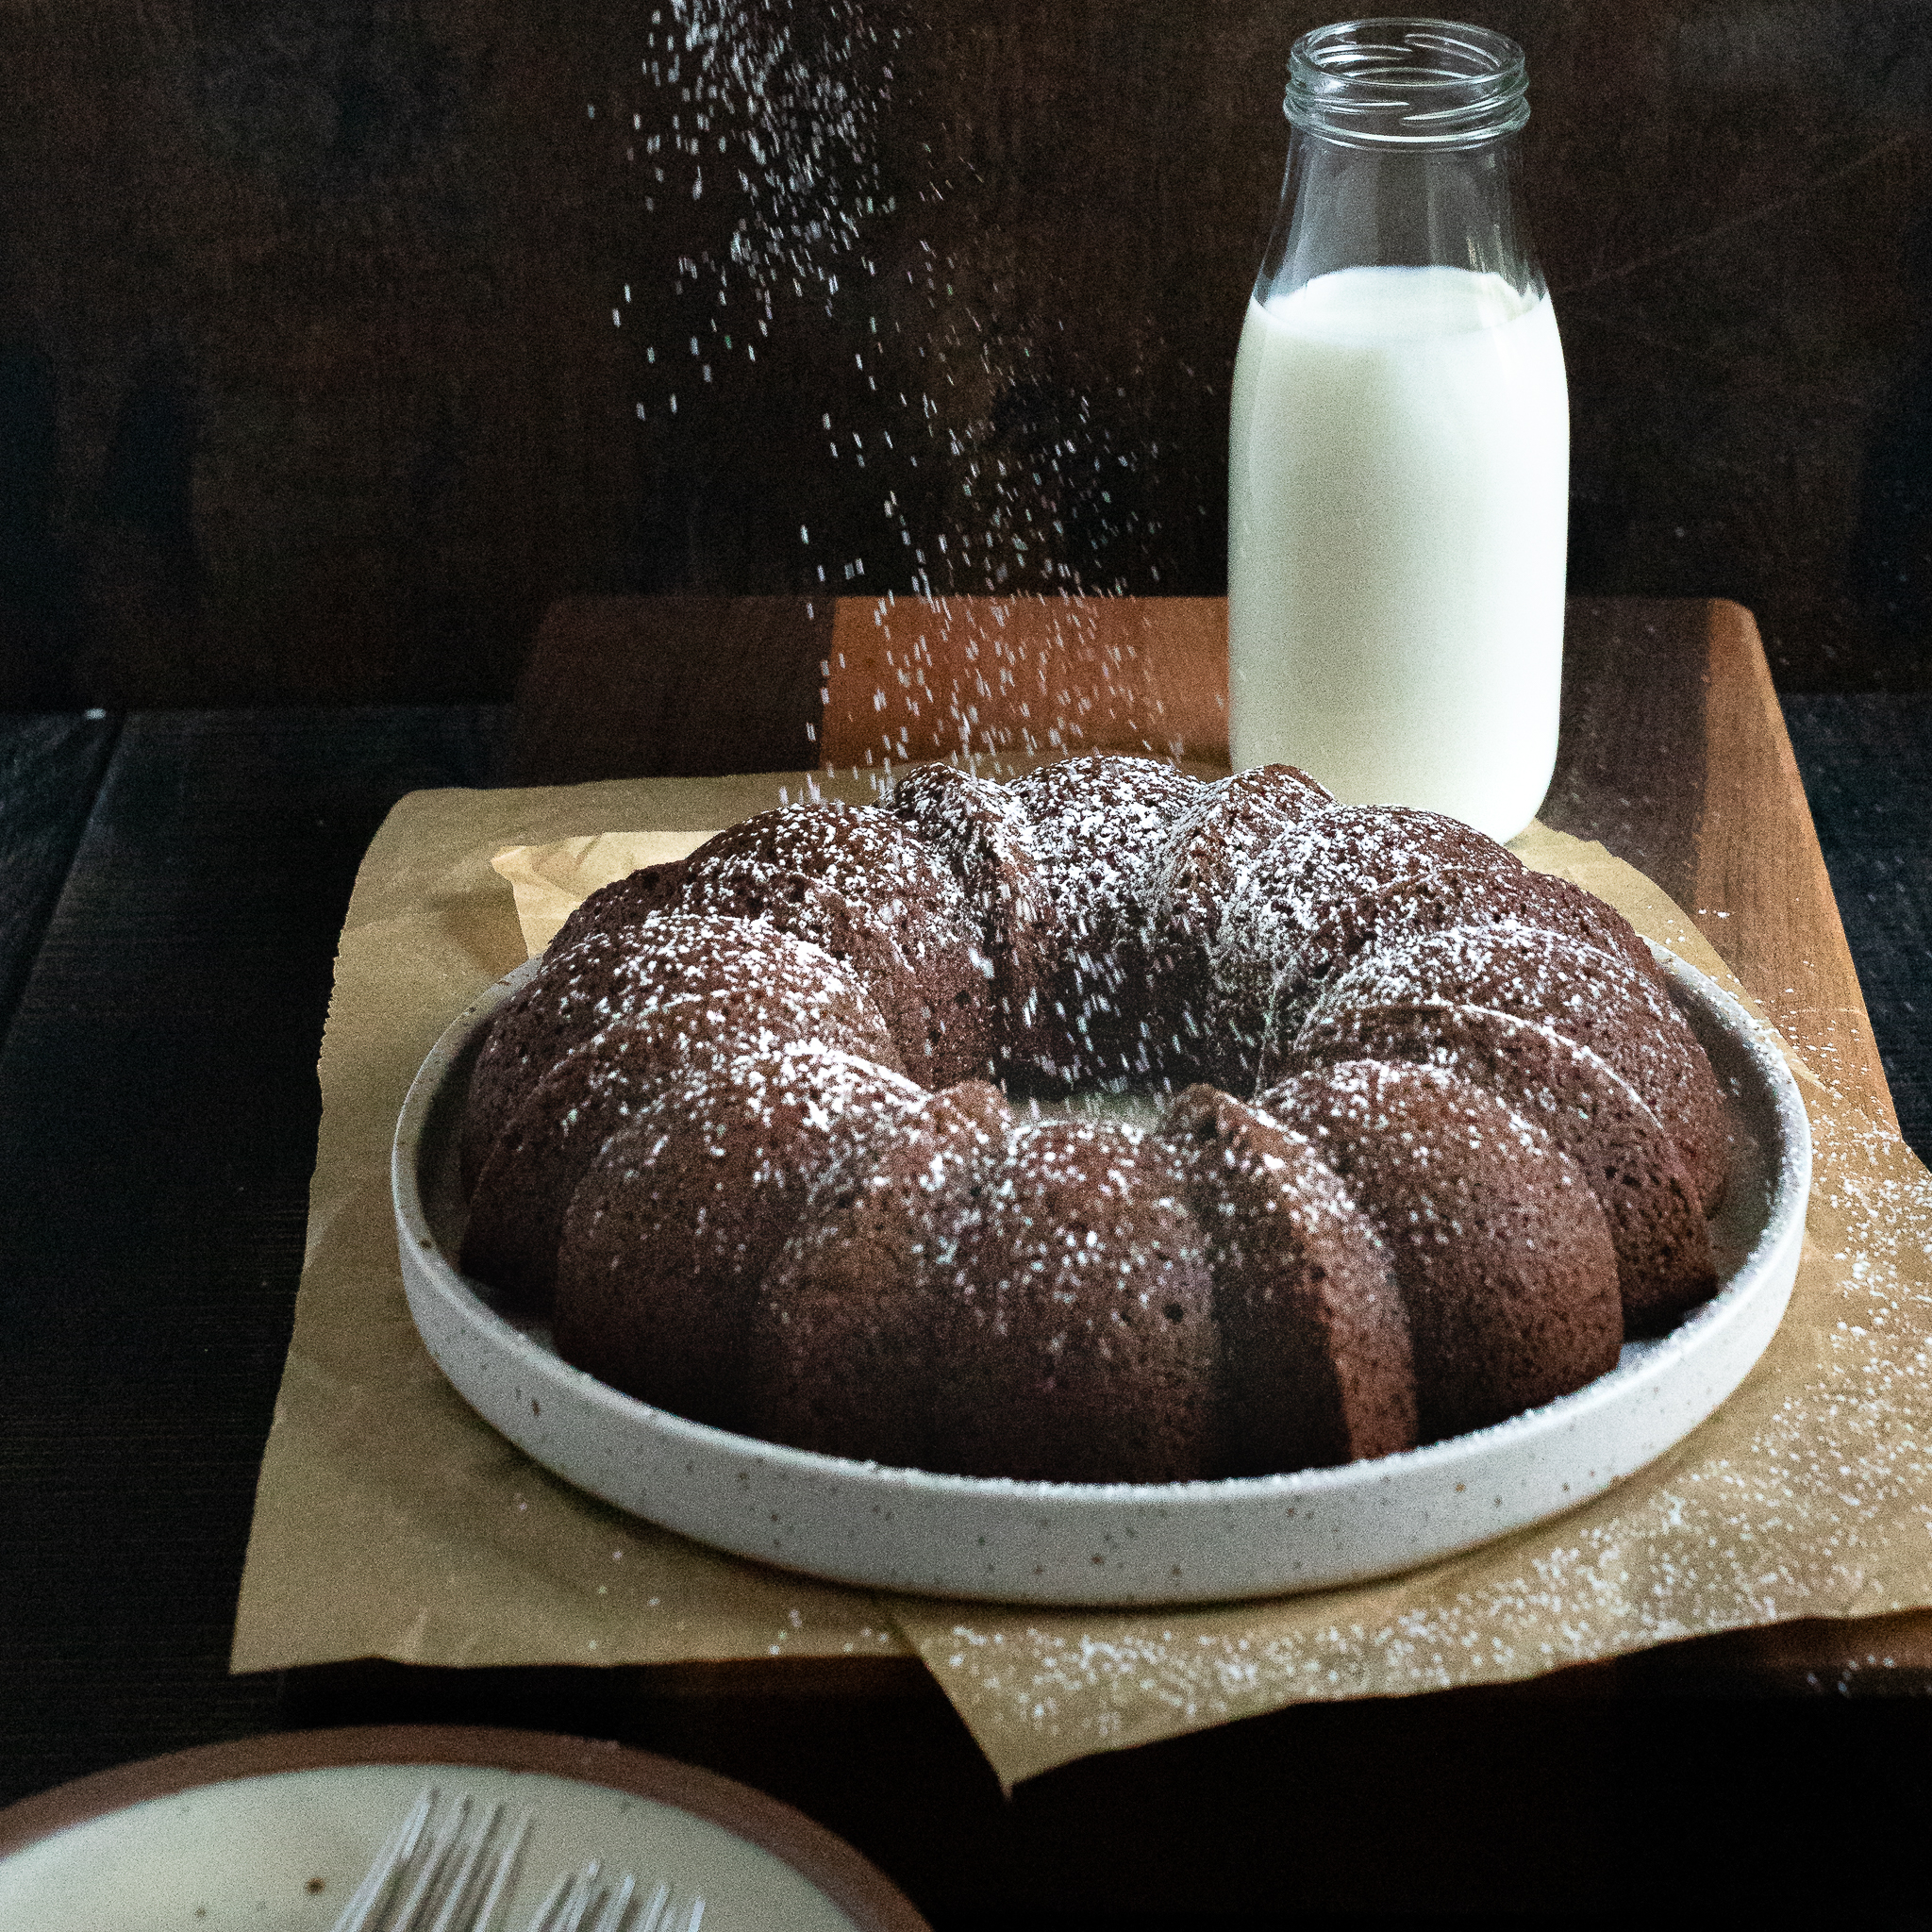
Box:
[923,1110,1932,1754]
[608,4,1175,773]
[479,767,1768,1502]
[1008,754,1205,935]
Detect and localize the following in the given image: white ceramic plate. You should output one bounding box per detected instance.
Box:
[393,947,1810,1607]
[0,1727,927,1931]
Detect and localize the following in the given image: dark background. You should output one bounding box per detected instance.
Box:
[2,0,1928,711]
[1,8,1930,1910]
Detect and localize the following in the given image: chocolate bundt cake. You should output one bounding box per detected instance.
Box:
[1166,1085,1414,1474]
[456,753,1732,1483]
[551,1041,927,1430]
[745,1080,1014,1470]
[1254,1060,1624,1441]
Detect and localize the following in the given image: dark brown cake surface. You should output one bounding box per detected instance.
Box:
[1155,763,1336,952]
[745,1081,1013,1469]
[1005,754,1208,1086]
[551,1042,926,1430]
[461,958,901,1308]
[1164,1084,1415,1474]
[886,763,1061,1085]
[679,799,974,964]
[1209,804,1526,1093]
[936,1117,1224,1483]
[1143,764,1336,1089]
[1311,924,1729,1213]
[1291,1000,1716,1333]
[458,927,631,1194]
[673,861,957,1083]
[460,912,903,1193]
[679,799,993,1087]
[1257,1060,1624,1443]
[1251,861,1668,1084]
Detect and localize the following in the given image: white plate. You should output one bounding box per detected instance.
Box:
[0,1727,927,1931]
[393,948,1810,1607]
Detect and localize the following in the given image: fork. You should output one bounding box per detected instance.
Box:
[330,1787,528,1932]
[330,1787,703,1932]
[523,1859,698,1932]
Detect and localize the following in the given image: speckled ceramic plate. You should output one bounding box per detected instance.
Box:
[393,947,1810,1607]
[0,1727,928,1931]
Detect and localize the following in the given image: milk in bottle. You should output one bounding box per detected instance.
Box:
[1228,21,1568,841]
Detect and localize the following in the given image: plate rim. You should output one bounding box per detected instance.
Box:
[393,944,1811,1602]
[0,1724,930,1932]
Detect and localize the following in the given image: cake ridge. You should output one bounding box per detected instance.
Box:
[458,753,1728,1485]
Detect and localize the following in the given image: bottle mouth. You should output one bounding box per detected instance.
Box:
[1285,18,1530,148]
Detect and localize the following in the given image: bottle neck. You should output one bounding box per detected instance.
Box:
[1256,125,1545,308]
[1285,19,1530,148]
[1257,19,1544,308]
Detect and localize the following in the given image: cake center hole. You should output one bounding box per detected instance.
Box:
[1008,1085,1171,1132]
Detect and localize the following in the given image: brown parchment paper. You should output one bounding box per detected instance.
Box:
[234,772,1932,1790]
[231,774,915,1675]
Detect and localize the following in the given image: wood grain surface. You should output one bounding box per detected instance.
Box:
[0,707,510,1804]
[1542,597,1900,1135]
[0,712,118,1041]
[820,595,1230,770]
[3,1,1928,706]
[509,595,828,782]
[0,676,1924,1917]
[1783,691,1932,1159]
[518,590,1900,1132]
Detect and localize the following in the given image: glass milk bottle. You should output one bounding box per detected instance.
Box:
[1228,18,1568,841]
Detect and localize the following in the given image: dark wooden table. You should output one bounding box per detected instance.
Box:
[3,601,1930,1922]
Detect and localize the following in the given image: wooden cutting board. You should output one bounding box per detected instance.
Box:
[510,591,1897,1141]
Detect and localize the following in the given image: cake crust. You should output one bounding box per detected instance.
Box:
[1166,1084,1415,1473]
[1257,1060,1624,1442]
[458,754,1729,1483]
[1291,1000,1716,1332]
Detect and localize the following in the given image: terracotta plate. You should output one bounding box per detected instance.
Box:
[0,1725,928,1930]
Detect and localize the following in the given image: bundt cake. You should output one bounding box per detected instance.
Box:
[457,753,1732,1484]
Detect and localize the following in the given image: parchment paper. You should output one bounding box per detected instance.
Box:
[233,770,1932,1788]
